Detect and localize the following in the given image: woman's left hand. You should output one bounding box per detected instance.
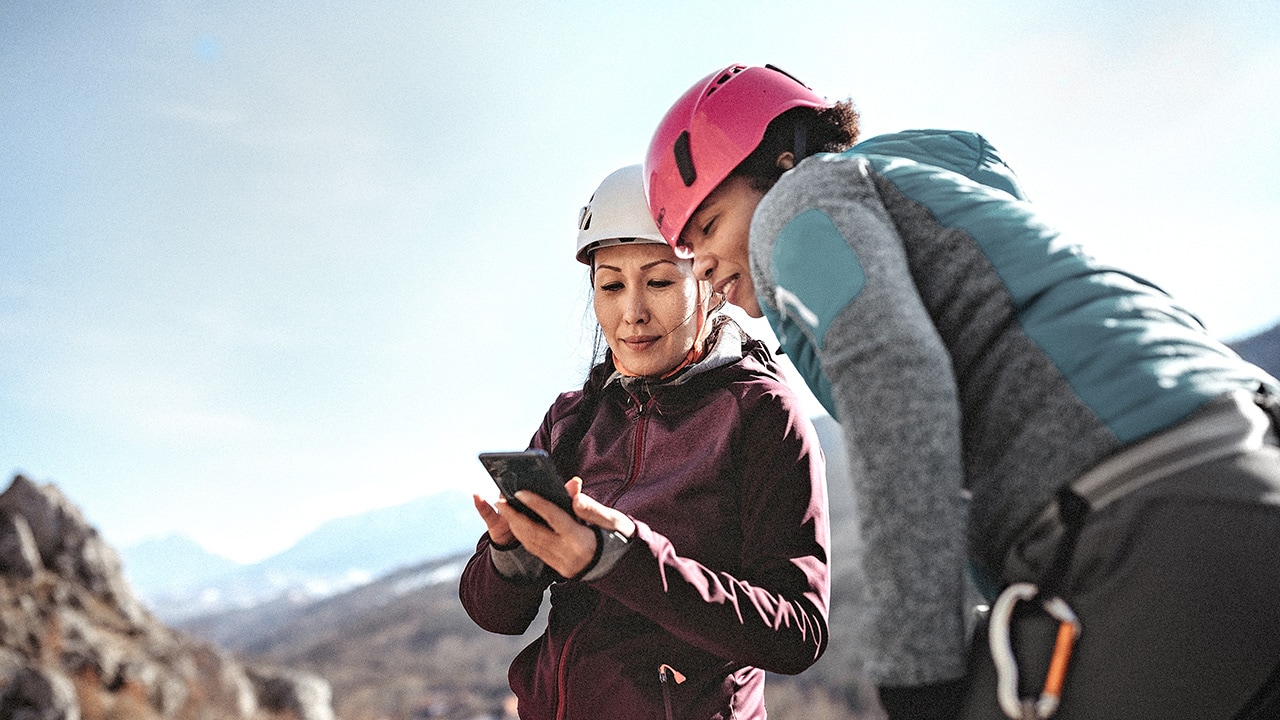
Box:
[497,485,599,578]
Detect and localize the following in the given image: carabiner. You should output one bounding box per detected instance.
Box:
[989,582,1082,719]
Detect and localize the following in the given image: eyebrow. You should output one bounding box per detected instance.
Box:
[594,259,678,273]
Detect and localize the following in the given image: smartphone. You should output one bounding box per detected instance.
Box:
[478,449,575,526]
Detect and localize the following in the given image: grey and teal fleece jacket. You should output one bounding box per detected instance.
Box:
[749,129,1278,685]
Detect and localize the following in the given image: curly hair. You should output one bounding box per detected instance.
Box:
[732,100,861,192]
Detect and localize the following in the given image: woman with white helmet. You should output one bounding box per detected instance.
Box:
[459,164,831,720]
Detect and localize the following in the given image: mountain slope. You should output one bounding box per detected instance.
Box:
[1228,320,1280,379]
[122,533,240,597]
[0,474,336,720]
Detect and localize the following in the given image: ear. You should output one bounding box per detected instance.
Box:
[776,151,796,171]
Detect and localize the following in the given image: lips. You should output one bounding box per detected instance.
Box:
[712,274,739,305]
[622,335,661,351]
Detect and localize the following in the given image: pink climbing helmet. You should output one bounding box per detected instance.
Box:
[643,64,831,250]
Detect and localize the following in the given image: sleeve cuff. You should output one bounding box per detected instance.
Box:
[578,526,633,583]
[489,543,547,580]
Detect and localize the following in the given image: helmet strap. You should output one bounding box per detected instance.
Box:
[793,122,808,161]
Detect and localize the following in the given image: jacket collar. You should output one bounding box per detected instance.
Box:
[609,314,747,392]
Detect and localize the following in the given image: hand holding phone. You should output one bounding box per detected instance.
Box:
[478,450,576,527]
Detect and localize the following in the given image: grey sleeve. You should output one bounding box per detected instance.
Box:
[578,528,633,583]
[489,543,546,580]
[750,155,970,685]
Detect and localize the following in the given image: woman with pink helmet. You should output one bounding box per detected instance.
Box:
[644,64,1280,720]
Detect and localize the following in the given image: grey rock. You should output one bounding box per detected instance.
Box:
[0,514,42,579]
[0,474,334,720]
[0,664,80,720]
[251,668,336,720]
[0,477,146,627]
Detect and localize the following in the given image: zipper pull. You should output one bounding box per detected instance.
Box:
[659,664,686,720]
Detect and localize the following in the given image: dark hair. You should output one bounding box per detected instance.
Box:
[548,342,614,481]
[732,100,861,192]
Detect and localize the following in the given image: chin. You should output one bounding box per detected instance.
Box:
[734,297,763,318]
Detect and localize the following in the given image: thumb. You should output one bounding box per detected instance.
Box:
[572,487,615,528]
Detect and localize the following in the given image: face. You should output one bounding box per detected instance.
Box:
[678,174,767,317]
[592,243,703,378]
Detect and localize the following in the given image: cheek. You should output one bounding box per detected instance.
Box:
[660,290,699,331]
[709,226,748,264]
[593,295,617,330]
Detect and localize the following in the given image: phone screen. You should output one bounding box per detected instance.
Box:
[478,450,575,526]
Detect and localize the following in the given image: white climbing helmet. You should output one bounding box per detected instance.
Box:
[575,164,668,265]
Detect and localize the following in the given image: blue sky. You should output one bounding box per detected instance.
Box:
[3,1,1277,562]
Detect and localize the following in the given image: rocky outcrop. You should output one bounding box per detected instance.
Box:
[250,669,335,720]
[0,475,147,627]
[0,474,338,720]
[1,665,79,720]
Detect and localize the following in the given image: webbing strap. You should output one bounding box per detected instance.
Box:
[1035,488,1089,600]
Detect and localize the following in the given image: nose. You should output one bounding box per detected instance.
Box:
[692,254,716,281]
[622,290,649,325]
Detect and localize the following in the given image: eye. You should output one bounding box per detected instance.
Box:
[648,279,675,289]
[701,217,715,235]
[598,281,623,292]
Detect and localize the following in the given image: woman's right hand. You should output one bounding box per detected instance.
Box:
[473,494,516,546]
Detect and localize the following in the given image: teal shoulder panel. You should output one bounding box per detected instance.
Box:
[771,208,867,345]
[760,208,866,419]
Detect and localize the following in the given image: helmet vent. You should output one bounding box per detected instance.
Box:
[674,131,697,187]
[765,63,809,88]
[707,66,745,98]
[578,204,591,231]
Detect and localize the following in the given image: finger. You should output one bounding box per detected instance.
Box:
[513,493,598,577]
[473,494,504,528]
[571,489,609,525]
[571,490,636,538]
[514,490,573,529]
[496,497,546,544]
[474,494,514,544]
[565,477,583,499]
[473,493,497,520]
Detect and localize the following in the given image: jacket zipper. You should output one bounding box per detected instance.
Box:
[558,391,652,719]
[606,391,652,506]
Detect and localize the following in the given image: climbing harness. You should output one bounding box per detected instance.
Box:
[989,582,1082,719]
[985,389,1278,719]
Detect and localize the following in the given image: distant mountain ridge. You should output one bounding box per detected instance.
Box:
[122,533,240,595]
[122,490,484,622]
[1228,320,1280,379]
